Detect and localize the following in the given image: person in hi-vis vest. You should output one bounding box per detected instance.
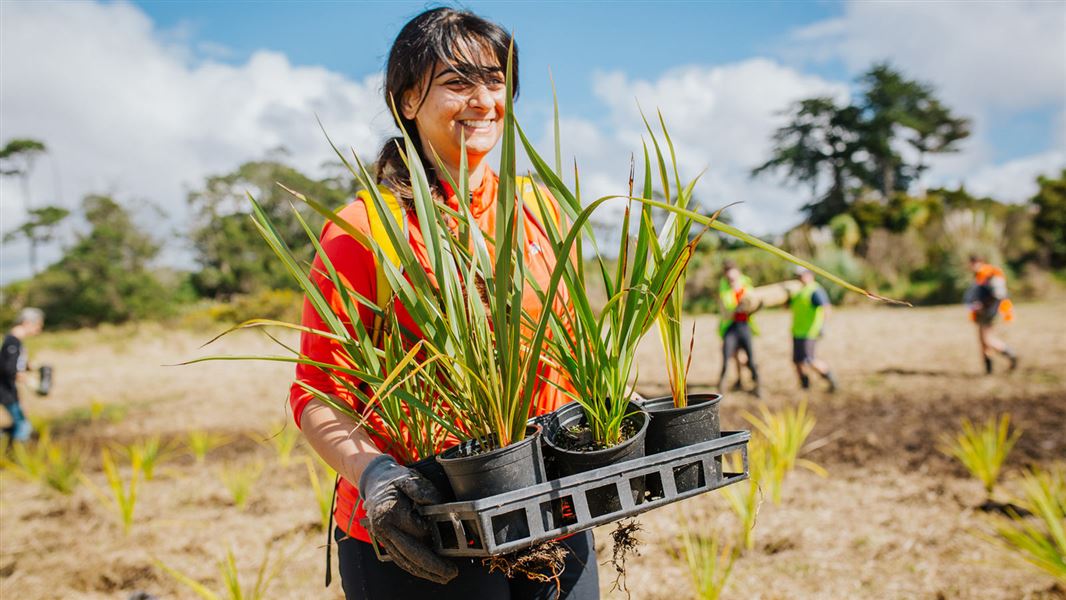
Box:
[717,260,761,398]
[789,267,838,392]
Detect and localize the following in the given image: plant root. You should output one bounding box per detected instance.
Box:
[608,519,642,598]
[483,540,568,599]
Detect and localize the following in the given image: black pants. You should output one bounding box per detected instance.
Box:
[336,528,599,600]
[720,321,758,383]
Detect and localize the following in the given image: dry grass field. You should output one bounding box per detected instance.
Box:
[1,301,1064,599]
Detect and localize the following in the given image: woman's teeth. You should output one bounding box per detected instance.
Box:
[460,120,493,128]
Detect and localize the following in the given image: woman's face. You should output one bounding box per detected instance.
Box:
[402,58,507,169]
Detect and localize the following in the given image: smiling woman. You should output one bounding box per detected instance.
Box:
[377,8,516,206]
[289,7,598,600]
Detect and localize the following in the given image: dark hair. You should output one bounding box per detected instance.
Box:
[376,7,518,205]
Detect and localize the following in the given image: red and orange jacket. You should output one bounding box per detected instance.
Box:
[288,168,573,542]
[971,262,1014,323]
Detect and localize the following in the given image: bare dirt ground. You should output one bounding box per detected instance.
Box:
[1,301,1063,599]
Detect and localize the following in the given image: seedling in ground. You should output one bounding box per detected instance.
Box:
[939,413,1021,500]
[219,461,263,510]
[186,431,231,464]
[982,466,1066,583]
[1,426,83,495]
[155,543,288,600]
[742,399,827,504]
[254,422,301,467]
[84,448,140,534]
[121,436,178,480]
[721,440,766,552]
[305,455,336,532]
[675,525,738,600]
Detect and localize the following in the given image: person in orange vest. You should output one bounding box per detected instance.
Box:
[965,255,1018,374]
[287,8,596,599]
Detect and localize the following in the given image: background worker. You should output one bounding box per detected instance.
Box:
[2,307,44,442]
[965,254,1019,374]
[789,268,837,392]
[717,260,761,397]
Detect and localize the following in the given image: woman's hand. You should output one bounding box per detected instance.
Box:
[359,455,458,584]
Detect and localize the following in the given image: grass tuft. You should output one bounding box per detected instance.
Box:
[218,461,263,510]
[983,466,1066,583]
[83,448,140,534]
[939,413,1021,498]
[186,430,232,464]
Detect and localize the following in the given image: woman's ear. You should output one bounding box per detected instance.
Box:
[400,86,421,121]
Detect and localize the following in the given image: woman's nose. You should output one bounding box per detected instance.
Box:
[469,84,494,110]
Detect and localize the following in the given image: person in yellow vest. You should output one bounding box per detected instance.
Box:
[717,260,761,397]
[789,267,837,392]
[966,255,1018,374]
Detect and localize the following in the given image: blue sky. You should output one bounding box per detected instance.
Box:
[135,0,1058,162]
[2,1,1064,282]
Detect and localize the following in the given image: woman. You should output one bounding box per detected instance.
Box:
[288,8,598,600]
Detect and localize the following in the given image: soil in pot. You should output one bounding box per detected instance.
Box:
[643,393,721,493]
[543,401,649,518]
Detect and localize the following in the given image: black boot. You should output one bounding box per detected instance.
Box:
[1003,348,1019,372]
[800,374,810,389]
[984,355,993,375]
[824,371,838,393]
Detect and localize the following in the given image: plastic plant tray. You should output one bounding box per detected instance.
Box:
[371,429,749,559]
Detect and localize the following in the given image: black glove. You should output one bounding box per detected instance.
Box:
[359,454,458,584]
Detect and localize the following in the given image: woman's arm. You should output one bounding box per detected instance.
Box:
[298,400,383,486]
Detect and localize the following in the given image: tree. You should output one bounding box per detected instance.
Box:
[1,138,53,275]
[753,63,970,224]
[25,195,170,327]
[858,63,970,196]
[752,98,868,225]
[187,160,351,297]
[3,206,70,273]
[1031,169,1066,269]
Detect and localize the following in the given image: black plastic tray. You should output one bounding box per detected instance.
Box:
[370,429,749,559]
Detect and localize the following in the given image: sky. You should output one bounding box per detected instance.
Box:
[1,0,1064,283]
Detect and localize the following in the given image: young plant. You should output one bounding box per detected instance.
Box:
[218,461,263,510]
[720,440,766,551]
[676,527,738,600]
[742,400,827,504]
[2,426,83,495]
[254,422,301,468]
[186,430,231,464]
[306,455,337,533]
[155,543,287,600]
[84,448,140,534]
[122,436,178,480]
[983,467,1066,582]
[939,414,1021,498]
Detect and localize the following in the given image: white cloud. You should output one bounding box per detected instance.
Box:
[787,1,1066,114]
[966,150,1065,203]
[0,1,394,283]
[540,59,848,235]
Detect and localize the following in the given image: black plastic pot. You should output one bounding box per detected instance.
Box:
[436,426,545,502]
[542,401,649,516]
[643,393,721,492]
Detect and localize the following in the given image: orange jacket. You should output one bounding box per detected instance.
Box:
[288,168,573,541]
[971,263,1014,322]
